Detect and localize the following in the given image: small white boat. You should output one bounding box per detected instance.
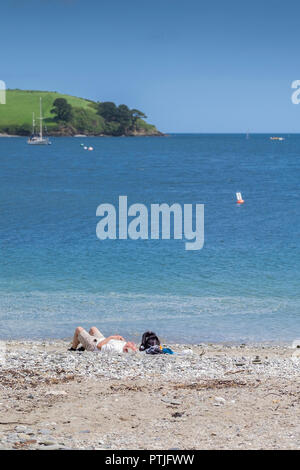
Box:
[27,98,51,145]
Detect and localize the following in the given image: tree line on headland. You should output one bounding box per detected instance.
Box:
[50,98,157,136]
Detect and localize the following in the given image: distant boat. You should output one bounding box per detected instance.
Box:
[27,97,51,145]
[270,136,284,141]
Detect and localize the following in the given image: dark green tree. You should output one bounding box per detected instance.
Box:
[97,101,149,135]
[117,104,132,134]
[97,102,119,122]
[130,109,147,130]
[51,98,73,122]
[130,109,147,120]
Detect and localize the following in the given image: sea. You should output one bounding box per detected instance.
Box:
[0,134,299,343]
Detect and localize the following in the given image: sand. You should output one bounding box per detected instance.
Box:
[0,340,299,450]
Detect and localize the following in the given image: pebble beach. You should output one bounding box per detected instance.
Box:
[0,340,299,450]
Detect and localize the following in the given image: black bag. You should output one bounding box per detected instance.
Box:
[139,331,161,351]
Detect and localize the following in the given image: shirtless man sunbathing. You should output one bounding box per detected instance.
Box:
[70,326,137,353]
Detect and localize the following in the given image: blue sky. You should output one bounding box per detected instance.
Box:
[1,0,300,132]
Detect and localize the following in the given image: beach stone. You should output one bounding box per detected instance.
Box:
[45,390,67,396]
[38,439,57,446]
[182,349,193,355]
[20,439,37,445]
[38,444,65,450]
[15,425,28,433]
[38,429,51,435]
[215,397,226,404]
[17,434,31,442]
[26,428,35,435]
[6,433,19,442]
[161,398,182,405]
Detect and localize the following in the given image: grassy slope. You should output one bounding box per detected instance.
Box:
[0,89,96,129]
[0,89,160,135]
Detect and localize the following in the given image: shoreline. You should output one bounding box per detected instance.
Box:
[0,133,166,138]
[0,335,296,346]
[0,133,21,138]
[0,340,299,450]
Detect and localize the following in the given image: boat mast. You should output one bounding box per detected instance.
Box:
[32,112,35,134]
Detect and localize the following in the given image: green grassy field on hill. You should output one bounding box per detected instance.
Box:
[0,89,161,136]
[1,90,93,128]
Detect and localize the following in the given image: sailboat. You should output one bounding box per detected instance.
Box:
[27,97,51,145]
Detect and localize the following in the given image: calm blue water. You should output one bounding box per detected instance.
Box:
[0,135,299,343]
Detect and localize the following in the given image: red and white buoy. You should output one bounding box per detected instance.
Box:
[236,192,244,204]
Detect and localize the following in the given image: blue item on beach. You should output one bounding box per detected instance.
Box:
[145,345,174,355]
[162,347,174,354]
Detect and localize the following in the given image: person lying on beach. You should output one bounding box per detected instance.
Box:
[69,326,137,353]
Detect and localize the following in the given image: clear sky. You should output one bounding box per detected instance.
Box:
[1,0,300,132]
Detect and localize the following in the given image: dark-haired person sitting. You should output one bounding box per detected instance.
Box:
[69,326,137,353]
